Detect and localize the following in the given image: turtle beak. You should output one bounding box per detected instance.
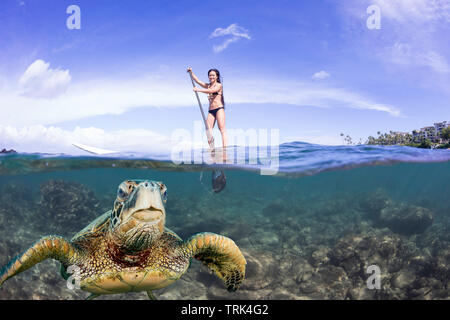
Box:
[132,207,164,224]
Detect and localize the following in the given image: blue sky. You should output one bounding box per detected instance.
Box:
[0,0,449,154]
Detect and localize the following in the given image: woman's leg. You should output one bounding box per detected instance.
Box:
[206,112,216,145]
[215,108,227,162]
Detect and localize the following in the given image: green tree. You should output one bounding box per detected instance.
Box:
[441,127,450,140]
[418,139,432,149]
[404,133,413,144]
[344,134,353,145]
[366,136,376,145]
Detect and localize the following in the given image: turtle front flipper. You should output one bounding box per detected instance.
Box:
[0,236,81,287]
[183,233,246,292]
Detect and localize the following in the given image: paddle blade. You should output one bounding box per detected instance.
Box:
[212,170,226,193]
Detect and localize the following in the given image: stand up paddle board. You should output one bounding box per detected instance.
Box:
[72,142,118,155]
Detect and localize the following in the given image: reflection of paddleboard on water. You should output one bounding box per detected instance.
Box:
[188,68,226,193]
[72,142,118,155]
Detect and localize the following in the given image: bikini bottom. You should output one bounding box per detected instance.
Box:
[208,107,225,117]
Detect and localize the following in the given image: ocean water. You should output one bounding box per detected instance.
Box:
[0,143,449,300]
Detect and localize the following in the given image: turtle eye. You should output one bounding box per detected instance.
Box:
[158,182,167,203]
[117,187,129,201]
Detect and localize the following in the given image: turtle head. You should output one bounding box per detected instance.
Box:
[109,179,167,252]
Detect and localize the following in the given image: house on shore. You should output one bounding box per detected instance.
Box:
[412,121,449,143]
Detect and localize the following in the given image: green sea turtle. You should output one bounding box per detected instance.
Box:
[0,179,246,299]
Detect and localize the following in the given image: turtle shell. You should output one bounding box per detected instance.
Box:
[71,211,111,243]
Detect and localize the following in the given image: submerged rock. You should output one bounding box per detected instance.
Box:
[37,180,100,236]
[391,270,416,289]
[359,188,391,219]
[378,204,434,235]
[310,246,330,267]
[321,230,450,299]
[361,190,434,235]
[240,249,278,291]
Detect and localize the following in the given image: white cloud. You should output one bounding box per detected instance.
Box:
[420,51,450,74]
[0,125,174,155]
[341,0,450,80]
[343,0,450,25]
[312,71,331,80]
[388,42,450,74]
[0,70,197,127]
[209,23,251,53]
[19,59,71,98]
[370,0,450,24]
[0,68,401,128]
[226,78,401,117]
[213,37,241,53]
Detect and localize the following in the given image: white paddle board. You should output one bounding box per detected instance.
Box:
[72,142,118,155]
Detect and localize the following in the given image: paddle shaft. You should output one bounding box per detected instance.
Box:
[188,72,215,150]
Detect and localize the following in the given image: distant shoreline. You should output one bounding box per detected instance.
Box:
[0,148,17,154]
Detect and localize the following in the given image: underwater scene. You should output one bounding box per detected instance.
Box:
[0,143,449,300]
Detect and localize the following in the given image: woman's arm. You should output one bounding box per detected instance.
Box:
[187,67,208,88]
[194,83,222,94]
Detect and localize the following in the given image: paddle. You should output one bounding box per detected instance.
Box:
[187,68,226,193]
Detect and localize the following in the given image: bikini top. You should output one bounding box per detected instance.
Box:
[208,84,223,98]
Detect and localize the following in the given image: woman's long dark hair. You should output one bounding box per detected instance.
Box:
[208,68,225,107]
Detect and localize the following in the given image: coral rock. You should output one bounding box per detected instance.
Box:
[379,204,434,235]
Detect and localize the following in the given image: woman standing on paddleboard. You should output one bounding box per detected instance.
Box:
[187,67,227,160]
